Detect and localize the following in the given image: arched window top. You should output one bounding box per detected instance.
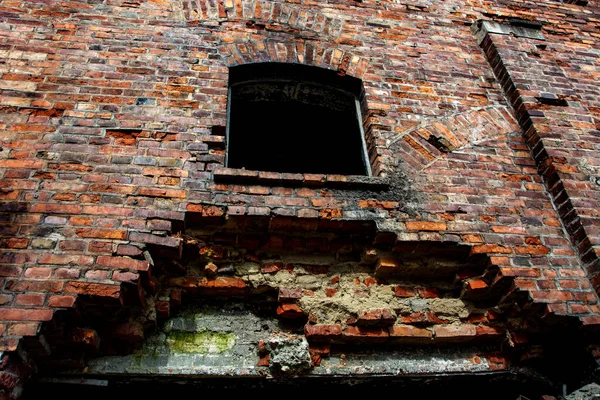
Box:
[228,62,365,98]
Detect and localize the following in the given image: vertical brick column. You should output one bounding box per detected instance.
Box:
[473,20,600,299]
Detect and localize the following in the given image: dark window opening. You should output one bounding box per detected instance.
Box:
[226,63,371,176]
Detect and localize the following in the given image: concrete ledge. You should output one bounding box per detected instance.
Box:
[472,20,545,45]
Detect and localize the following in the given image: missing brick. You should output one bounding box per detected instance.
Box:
[105,129,145,146]
[535,94,569,107]
[211,126,226,136]
[427,135,456,153]
[136,98,154,106]
[509,18,543,30]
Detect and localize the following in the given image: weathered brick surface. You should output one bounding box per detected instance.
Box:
[0,0,600,396]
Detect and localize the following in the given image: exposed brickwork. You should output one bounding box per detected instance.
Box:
[1,0,600,397]
[474,15,600,296]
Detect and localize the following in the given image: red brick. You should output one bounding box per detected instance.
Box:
[0,266,22,277]
[39,254,94,266]
[96,255,150,271]
[276,304,305,319]
[48,295,77,308]
[498,267,541,278]
[304,324,342,339]
[357,309,396,326]
[54,268,80,279]
[64,282,121,298]
[85,270,110,280]
[475,325,505,337]
[112,271,139,283]
[462,234,484,243]
[529,290,573,302]
[140,187,186,198]
[417,288,439,298]
[466,279,488,291]
[434,324,476,341]
[1,252,36,265]
[69,216,94,226]
[0,160,44,169]
[0,308,53,321]
[116,245,143,256]
[59,240,86,251]
[394,286,416,297]
[30,203,83,214]
[470,245,512,254]
[23,267,52,279]
[0,238,29,249]
[82,205,134,216]
[514,245,551,255]
[186,203,226,216]
[581,316,600,326]
[197,277,247,294]
[14,294,45,306]
[90,184,136,194]
[147,219,172,231]
[87,241,113,253]
[343,326,389,340]
[129,232,182,249]
[5,280,64,293]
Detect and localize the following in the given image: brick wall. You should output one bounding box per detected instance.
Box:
[1,0,600,398]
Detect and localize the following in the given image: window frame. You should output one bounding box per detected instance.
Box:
[224,62,372,177]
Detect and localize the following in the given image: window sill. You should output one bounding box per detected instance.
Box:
[213,167,389,191]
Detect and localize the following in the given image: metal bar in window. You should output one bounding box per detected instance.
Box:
[355,97,372,177]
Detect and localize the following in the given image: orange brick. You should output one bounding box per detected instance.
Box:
[139,187,186,198]
[276,304,305,318]
[405,221,447,231]
[76,228,127,240]
[375,256,401,275]
[470,244,512,254]
[389,325,433,339]
[64,282,121,298]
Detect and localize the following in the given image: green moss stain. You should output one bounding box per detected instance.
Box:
[167,331,236,354]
